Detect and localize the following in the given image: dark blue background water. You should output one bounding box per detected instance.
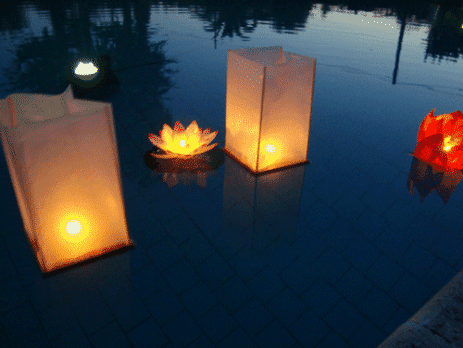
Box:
[1,1,463,347]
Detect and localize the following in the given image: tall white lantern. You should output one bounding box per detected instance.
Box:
[224,46,316,174]
[0,86,133,273]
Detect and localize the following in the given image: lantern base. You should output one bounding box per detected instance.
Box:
[221,148,310,176]
[37,240,135,277]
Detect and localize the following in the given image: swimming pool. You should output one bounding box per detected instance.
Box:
[0,1,462,347]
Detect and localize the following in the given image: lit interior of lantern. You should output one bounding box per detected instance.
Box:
[74,62,98,76]
[443,136,461,152]
[259,138,284,169]
[66,220,82,236]
[58,211,91,244]
[164,132,202,155]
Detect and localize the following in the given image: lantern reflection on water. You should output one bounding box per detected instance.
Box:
[0,86,133,273]
[224,46,316,174]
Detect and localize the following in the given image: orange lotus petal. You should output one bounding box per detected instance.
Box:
[148,133,164,147]
[173,121,185,132]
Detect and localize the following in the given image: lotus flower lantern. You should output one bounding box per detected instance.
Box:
[413,109,463,171]
[149,120,218,158]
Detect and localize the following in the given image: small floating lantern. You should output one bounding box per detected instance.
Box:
[223,46,316,174]
[412,109,463,171]
[74,61,99,81]
[148,120,219,158]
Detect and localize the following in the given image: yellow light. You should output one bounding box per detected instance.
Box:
[265,144,276,154]
[66,220,82,236]
[444,145,451,152]
[58,210,91,244]
[180,139,186,147]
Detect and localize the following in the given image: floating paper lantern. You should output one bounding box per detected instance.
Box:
[224,46,316,174]
[148,120,218,158]
[0,85,133,273]
[413,109,463,171]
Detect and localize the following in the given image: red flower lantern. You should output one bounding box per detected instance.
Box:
[412,109,463,171]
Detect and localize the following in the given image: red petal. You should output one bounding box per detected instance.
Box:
[173,121,184,132]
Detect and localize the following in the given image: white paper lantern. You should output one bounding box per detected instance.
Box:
[0,85,133,273]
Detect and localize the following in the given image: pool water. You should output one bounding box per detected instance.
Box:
[1,1,463,347]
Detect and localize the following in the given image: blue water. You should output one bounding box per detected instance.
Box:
[1,1,463,347]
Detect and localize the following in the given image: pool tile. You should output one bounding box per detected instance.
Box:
[37,298,78,340]
[126,318,168,348]
[302,200,337,234]
[366,254,404,292]
[145,286,185,325]
[146,237,182,271]
[216,327,258,348]
[214,275,253,314]
[246,266,286,303]
[267,287,307,327]
[162,258,200,295]
[228,246,268,281]
[279,256,320,295]
[389,271,432,313]
[343,235,381,273]
[348,319,387,348]
[196,252,234,291]
[254,320,296,348]
[0,275,29,314]
[233,297,274,337]
[322,219,359,253]
[311,175,345,207]
[185,334,215,348]
[13,327,51,348]
[382,306,412,335]
[344,168,373,199]
[314,330,350,348]
[162,213,201,246]
[397,242,437,280]
[130,263,167,301]
[50,325,92,348]
[324,299,366,340]
[314,247,351,285]
[358,286,399,327]
[179,233,215,268]
[69,292,115,336]
[360,182,397,216]
[162,310,203,347]
[0,301,44,344]
[334,191,368,224]
[180,280,219,319]
[288,308,330,348]
[108,293,151,333]
[384,199,420,230]
[374,225,414,261]
[198,304,238,345]
[422,259,457,292]
[428,229,463,267]
[89,321,131,348]
[302,278,341,317]
[335,266,374,305]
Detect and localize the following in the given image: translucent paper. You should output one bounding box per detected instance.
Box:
[225,46,316,173]
[0,86,132,273]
